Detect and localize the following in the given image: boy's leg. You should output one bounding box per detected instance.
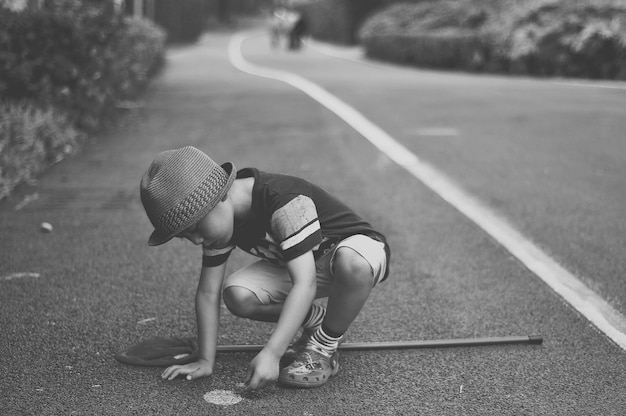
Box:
[222,261,290,322]
[323,247,377,335]
[222,261,326,328]
[316,234,388,340]
[279,235,387,388]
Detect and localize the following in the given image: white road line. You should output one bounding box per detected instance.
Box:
[551,81,626,91]
[416,127,460,137]
[2,272,40,281]
[228,32,626,350]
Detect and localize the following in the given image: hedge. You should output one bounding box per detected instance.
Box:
[363,31,491,71]
[152,0,206,43]
[0,4,166,200]
[298,0,432,45]
[0,5,166,131]
[359,0,626,79]
[502,3,626,78]
[0,101,82,200]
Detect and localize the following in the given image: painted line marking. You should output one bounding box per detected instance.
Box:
[228,32,626,351]
[305,39,365,64]
[2,272,40,281]
[551,81,626,91]
[14,193,39,211]
[416,127,460,137]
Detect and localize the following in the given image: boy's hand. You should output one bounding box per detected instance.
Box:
[244,348,280,391]
[161,359,212,381]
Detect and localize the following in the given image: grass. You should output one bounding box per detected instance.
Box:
[0,101,83,200]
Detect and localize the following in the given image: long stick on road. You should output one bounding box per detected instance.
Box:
[216,335,543,352]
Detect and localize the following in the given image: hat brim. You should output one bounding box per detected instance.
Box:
[147,162,236,246]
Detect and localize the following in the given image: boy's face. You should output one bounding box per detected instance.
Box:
[176,198,233,249]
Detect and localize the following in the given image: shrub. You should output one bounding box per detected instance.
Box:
[0,101,83,199]
[503,2,626,78]
[297,0,355,44]
[359,1,490,38]
[359,0,626,79]
[0,5,165,131]
[152,0,205,43]
[0,5,123,130]
[359,1,494,70]
[0,3,165,200]
[110,16,166,101]
[363,32,491,70]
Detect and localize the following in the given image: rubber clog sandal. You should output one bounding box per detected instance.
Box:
[279,349,339,388]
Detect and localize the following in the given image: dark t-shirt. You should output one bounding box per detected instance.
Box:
[202,168,389,274]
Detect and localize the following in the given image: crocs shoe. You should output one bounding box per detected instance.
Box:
[278,347,339,388]
[280,328,315,367]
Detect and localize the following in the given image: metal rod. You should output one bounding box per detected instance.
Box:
[215,335,543,353]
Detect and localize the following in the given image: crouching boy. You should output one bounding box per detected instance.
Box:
[140,146,390,390]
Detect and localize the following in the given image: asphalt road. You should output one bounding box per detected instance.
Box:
[2,24,625,415]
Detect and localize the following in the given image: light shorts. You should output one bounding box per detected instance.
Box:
[223,234,388,305]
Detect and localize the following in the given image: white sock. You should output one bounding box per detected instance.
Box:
[308,325,342,356]
[302,303,325,330]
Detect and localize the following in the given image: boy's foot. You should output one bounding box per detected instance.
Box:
[280,328,315,367]
[283,302,326,366]
[278,347,339,388]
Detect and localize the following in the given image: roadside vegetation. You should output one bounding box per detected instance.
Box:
[0,1,165,200]
[358,0,626,78]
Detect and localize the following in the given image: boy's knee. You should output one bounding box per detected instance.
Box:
[223,286,259,318]
[332,247,374,286]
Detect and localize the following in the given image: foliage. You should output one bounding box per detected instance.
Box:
[359,1,489,38]
[0,101,83,200]
[0,4,120,130]
[0,4,165,131]
[363,31,490,70]
[0,2,166,199]
[152,0,205,43]
[297,0,355,44]
[299,0,441,44]
[358,0,626,79]
[359,1,494,70]
[502,3,626,78]
[110,16,166,100]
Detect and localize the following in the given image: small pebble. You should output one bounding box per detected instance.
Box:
[40,222,53,233]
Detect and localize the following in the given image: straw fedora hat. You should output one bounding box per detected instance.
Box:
[140,146,236,246]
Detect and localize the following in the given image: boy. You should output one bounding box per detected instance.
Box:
[140,146,390,390]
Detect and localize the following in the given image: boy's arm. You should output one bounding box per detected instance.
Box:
[267,250,317,355]
[245,250,316,390]
[161,263,226,381]
[195,263,227,367]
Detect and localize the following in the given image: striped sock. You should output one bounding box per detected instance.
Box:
[308,324,342,356]
[301,303,325,330]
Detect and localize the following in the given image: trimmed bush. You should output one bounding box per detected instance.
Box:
[363,32,491,70]
[503,3,626,78]
[299,0,437,44]
[0,5,121,130]
[360,1,489,37]
[359,1,493,71]
[0,5,166,131]
[110,16,166,101]
[297,0,354,44]
[0,3,165,200]
[0,101,83,200]
[359,0,626,79]
[152,0,205,43]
